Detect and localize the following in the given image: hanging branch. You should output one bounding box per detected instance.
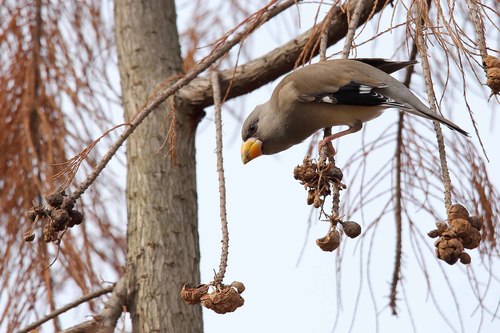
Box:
[390,43,419,315]
[308,0,365,252]
[415,6,453,211]
[211,71,230,287]
[179,71,245,314]
[464,0,488,62]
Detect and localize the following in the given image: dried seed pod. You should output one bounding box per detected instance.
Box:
[313,195,323,209]
[486,67,500,94]
[316,229,341,252]
[46,192,64,208]
[230,281,245,294]
[484,55,500,69]
[51,209,70,231]
[307,190,315,205]
[462,227,481,250]
[342,221,361,238]
[447,204,469,221]
[427,229,440,238]
[450,218,471,238]
[69,210,84,226]
[61,197,75,212]
[180,284,209,305]
[327,166,343,182]
[468,216,482,231]
[441,230,457,239]
[436,237,464,265]
[459,252,471,265]
[43,225,57,243]
[200,286,244,314]
[435,221,449,233]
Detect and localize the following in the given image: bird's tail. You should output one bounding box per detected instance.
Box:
[406,106,469,137]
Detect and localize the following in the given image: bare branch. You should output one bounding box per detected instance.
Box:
[341,0,365,58]
[211,71,230,286]
[17,285,114,333]
[415,2,453,210]
[59,320,99,333]
[97,277,128,333]
[390,43,419,315]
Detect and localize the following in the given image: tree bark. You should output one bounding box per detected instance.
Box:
[115,1,203,332]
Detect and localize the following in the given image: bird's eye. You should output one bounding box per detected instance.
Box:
[248,123,257,135]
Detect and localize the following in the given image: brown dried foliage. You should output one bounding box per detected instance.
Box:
[0,1,125,331]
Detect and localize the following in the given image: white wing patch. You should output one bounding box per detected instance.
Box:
[358,85,373,94]
[321,95,336,103]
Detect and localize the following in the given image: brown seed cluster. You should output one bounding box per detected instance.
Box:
[294,157,343,209]
[180,281,245,314]
[315,219,362,252]
[428,204,482,265]
[25,191,83,243]
[484,55,500,95]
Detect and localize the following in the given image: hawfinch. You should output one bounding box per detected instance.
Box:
[241,58,468,164]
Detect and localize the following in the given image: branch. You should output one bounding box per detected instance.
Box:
[59,320,99,333]
[211,71,230,286]
[415,2,453,210]
[97,276,128,333]
[178,0,391,108]
[390,43,419,315]
[17,285,114,333]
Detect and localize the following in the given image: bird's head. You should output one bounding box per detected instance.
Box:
[241,101,294,164]
[241,105,263,164]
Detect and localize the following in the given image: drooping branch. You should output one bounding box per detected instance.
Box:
[414,1,453,210]
[177,0,391,108]
[390,43,419,315]
[211,71,230,286]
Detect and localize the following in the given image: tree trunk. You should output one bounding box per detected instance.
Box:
[115,1,203,332]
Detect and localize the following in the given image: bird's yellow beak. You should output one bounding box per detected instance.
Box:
[241,138,263,164]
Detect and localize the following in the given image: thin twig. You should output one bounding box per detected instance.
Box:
[17,285,114,333]
[390,43,418,315]
[464,0,488,63]
[415,5,453,210]
[65,0,298,203]
[211,71,230,287]
[341,0,365,58]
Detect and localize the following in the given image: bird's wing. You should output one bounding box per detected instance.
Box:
[296,80,411,110]
[275,60,412,110]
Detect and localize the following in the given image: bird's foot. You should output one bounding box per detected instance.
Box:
[318,138,336,157]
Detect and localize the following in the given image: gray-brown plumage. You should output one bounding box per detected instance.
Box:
[241,58,468,164]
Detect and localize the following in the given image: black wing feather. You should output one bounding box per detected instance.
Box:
[306,81,407,109]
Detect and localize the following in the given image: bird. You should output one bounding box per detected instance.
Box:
[241,58,469,164]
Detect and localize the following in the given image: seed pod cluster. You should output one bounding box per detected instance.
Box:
[316,219,362,252]
[484,55,500,95]
[181,281,246,314]
[25,190,84,243]
[428,204,482,265]
[294,157,343,209]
